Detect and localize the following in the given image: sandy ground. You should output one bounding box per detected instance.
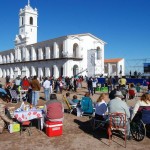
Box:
[0,78,150,150]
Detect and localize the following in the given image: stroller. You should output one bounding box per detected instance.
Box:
[9,89,20,103]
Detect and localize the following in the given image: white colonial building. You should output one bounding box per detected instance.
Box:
[0,1,106,79]
[104,58,125,77]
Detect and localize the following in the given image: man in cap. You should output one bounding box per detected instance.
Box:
[0,99,13,133]
[108,91,131,140]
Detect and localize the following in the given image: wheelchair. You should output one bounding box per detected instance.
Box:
[130,108,150,141]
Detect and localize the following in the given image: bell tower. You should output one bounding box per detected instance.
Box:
[15,0,38,46]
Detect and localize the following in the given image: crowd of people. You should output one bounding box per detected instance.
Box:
[0,74,150,142]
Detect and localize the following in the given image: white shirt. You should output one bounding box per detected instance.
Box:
[43,80,50,89]
[131,100,150,119]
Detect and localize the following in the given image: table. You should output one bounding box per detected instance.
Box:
[14,109,43,129]
[19,90,28,101]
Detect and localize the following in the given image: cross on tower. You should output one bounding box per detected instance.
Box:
[28,0,30,6]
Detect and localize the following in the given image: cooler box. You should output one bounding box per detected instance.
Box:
[45,121,63,137]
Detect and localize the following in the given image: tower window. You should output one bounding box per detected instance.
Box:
[30,17,33,25]
[22,17,24,25]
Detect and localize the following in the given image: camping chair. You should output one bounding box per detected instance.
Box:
[9,89,20,103]
[63,95,76,114]
[109,113,127,148]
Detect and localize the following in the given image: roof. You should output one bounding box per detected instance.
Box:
[104,58,123,63]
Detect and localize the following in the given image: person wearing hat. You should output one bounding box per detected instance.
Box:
[44,94,64,122]
[108,91,131,140]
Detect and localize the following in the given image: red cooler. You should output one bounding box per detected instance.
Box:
[45,121,63,137]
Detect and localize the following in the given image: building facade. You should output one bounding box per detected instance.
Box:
[104,58,125,77]
[0,2,106,79]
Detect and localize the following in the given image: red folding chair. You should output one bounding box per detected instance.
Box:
[108,113,127,148]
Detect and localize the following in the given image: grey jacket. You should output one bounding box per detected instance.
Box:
[108,97,130,119]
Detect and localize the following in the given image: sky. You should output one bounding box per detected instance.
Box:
[0,0,150,64]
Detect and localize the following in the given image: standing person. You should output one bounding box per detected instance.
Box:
[107,76,113,93]
[43,77,50,101]
[119,76,127,86]
[73,78,77,92]
[15,76,21,88]
[30,76,41,106]
[59,79,63,94]
[87,77,93,95]
[22,76,30,90]
[92,78,98,94]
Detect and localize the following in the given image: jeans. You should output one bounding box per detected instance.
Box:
[32,91,39,106]
[44,88,50,101]
[88,87,93,95]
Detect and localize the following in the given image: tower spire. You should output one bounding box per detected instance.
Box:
[28,0,30,6]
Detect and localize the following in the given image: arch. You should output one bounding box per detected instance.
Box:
[45,67,50,77]
[97,46,101,60]
[0,55,2,64]
[26,48,30,61]
[3,69,6,78]
[59,44,63,58]
[38,68,43,77]
[45,47,50,59]
[6,69,10,76]
[31,66,37,76]
[25,67,30,77]
[73,43,79,58]
[30,17,33,25]
[53,65,59,78]
[31,47,36,60]
[7,55,10,63]
[3,56,6,63]
[14,67,21,78]
[10,68,14,78]
[38,48,43,60]
[10,53,14,63]
[0,68,2,78]
[73,65,79,76]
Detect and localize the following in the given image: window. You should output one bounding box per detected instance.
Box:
[30,17,33,25]
[97,47,101,60]
[22,17,24,25]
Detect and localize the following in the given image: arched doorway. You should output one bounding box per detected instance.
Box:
[73,65,79,76]
[3,69,6,78]
[73,43,79,58]
[10,68,14,78]
[0,68,2,77]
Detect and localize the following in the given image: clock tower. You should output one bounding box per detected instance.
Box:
[15,0,38,47]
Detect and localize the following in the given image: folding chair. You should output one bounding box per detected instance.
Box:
[109,113,127,148]
[9,89,20,103]
[63,95,76,114]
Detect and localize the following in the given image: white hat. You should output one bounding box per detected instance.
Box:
[115,91,124,98]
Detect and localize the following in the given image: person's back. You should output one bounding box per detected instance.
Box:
[108,92,130,119]
[45,94,63,121]
[120,77,126,86]
[81,95,93,114]
[31,78,40,91]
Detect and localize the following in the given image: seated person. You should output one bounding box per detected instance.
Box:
[66,92,76,105]
[95,93,108,120]
[131,93,150,120]
[44,94,64,122]
[80,92,93,114]
[0,99,13,133]
[0,84,10,103]
[72,95,79,104]
[108,91,131,140]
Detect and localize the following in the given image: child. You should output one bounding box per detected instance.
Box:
[72,95,79,104]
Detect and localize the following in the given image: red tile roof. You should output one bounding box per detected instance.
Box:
[104,58,123,63]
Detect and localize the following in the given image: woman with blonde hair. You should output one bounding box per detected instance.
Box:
[131,93,150,120]
[95,93,108,120]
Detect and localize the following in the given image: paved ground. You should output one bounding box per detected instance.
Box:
[0,78,150,150]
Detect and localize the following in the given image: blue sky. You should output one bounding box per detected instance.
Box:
[0,0,150,62]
